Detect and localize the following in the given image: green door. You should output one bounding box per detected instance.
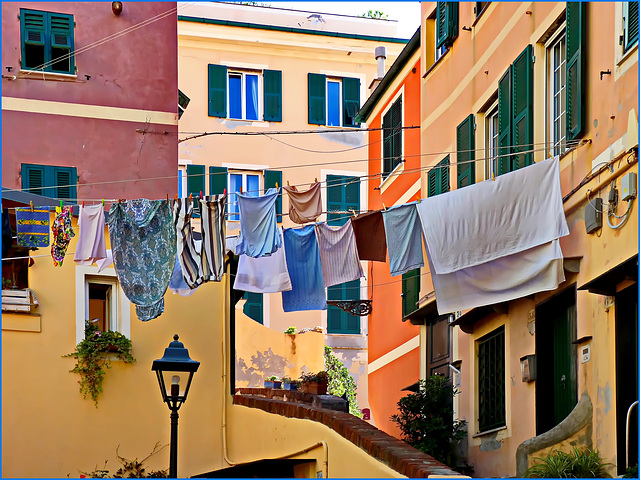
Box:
[535,287,577,435]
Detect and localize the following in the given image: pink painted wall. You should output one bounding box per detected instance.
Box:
[1,2,178,201]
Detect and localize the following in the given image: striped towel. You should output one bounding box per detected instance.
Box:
[16,208,49,247]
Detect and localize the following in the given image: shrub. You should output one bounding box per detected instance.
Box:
[525,447,613,478]
[284,326,297,334]
[391,376,467,467]
[324,346,362,418]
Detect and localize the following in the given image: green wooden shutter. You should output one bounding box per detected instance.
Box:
[328,280,360,334]
[511,44,533,170]
[440,156,450,193]
[478,326,506,432]
[243,292,263,324]
[49,13,74,73]
[264,170,283,222]
[327,174,359,224]
[626,1,639,50]
[456,114,475,188]
[21,10,46,70]
[263,69,282,122]
[209,166,228,195]
[391,98,403,170]
[497,68,512,176]
[308,73,326,125]
[428,157,450,196]
[187,164,205,216]
[566,3,586,141]
[382,112,393,176]
[53,166,77,202]
[428,169,438,197]
[21,164,45,197]
[342,77,361,127]
[436,2,458,48]
[208,64,227,118]
[402,269,420,318]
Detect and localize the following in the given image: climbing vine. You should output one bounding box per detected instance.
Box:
[324,346,362,418]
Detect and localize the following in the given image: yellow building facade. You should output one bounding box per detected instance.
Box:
[176,2,409,415]
[411,2,638,476]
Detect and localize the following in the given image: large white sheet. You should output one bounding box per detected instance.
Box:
[417,156,569,274]
[429,240,565,314]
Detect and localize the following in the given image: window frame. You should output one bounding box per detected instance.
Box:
[623,1,639,52]
[75,265,130,344]
[477,325,506,433]
[326,78,343,127]
[227,170,263,221]
[485,101,499,180]
[227,69,263,122]
[308,73,361,128]
[20,8,75,75]
[545,26,567,158]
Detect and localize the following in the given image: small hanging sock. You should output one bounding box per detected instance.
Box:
[51,206,75,266]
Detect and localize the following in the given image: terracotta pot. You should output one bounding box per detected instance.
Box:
[305,381,328,395]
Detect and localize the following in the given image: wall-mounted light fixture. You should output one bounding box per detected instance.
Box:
[112,1,123,16]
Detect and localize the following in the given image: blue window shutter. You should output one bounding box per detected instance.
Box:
[566,2,586,141]
[243,292,263,324]
[263,69,282,122]
[511,44,533,170]
[21,164,46,197]
[48,12,74,73]
[209,166,228,195]
[208,64,227,117]
[342,77,360,127]
[53,166,77,202]
[497,67,512,176]
[456,114,475,188]
[264,170,283,222]
[308,73,326,125]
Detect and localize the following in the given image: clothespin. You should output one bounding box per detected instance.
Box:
[314,178,318,183]
[491,172,495,181]
[82,201,85,208]
[352,209,357,218]
[166,194,169,204]
[102,199,105,206]
[30,201,34,212]
[382,203,387,211]
[188,193,192,204]
[175,194,178,201]
[200,190,203,199]
[223,188,226,196]
[275,182,279,189]
[286,180,290,187]
[60,200,63,209]
[239,186,243,194]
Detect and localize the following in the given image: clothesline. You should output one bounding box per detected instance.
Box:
[5,139,586,197]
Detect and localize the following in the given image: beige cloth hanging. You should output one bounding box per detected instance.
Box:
[283,182,323,224]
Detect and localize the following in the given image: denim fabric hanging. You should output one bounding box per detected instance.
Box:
[108,199,175,321]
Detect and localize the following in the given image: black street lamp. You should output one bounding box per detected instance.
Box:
[152,334,200,478]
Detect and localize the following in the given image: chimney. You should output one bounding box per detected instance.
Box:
[369,46,387,92]
[375,46,387,79]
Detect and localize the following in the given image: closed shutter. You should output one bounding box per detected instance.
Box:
[497,68,512,176]
[342,77,361,127]
[264,170,283,222]
[478,326,506,432]
[327,280,360,334]
[402,268,420,317]
[209,166,228,195]
[626,1,639,50]
[53,166,77,202]
[327,285,344,333]
[511,44,533,170]
[436,2,458,48]
[243,292,263,324]
[566,3,586,140]
[428,157,450,196]
[308,73,326,125]
[327,174,360,226]
[21,164,45,197]
[263,69,282,122]
[21,10,46,70]
[49,13,74,73]
[187,164,205,216]
[391,97,403,170]
[208,64,227,118]
[382,112,393,176]
[456,114,475,188]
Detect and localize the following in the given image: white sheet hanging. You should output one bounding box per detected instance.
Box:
[429,240,565,314]
[417,156,569,274]
[234,229,292,293]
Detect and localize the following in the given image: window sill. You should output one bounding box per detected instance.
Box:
[223,118,270,128]
[423,48,450,78]
[379,161,405,194]
[616,41,638,68]
[17,69,81,82]
[472,425,507,438]
[472,5,490,26]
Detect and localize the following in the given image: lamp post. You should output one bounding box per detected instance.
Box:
[152,334,200,478]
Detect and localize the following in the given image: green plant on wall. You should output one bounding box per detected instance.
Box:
[524,447,613,478]
[63,321,136,407]
[324,345,362,418]
[391,376,467,468]
[284,326,296,334]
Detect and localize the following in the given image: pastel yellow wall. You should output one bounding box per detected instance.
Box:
[235,312,325,387]
[419,2,638,477]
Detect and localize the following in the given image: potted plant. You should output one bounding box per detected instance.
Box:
[300,370,329,395]
[284,326,296,335]
[264,375,282,389]
[63,321,136,407]
[282,376,298,391]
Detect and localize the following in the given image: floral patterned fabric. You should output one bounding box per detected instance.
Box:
[108,199,176,321]
[51,207,75,266]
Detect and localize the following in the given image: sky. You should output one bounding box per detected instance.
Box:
[266,1,422,38]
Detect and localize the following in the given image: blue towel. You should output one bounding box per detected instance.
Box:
[382,202,424,276]
[237,188,282,258]
[16,208,49,248]
[281,225,327,312]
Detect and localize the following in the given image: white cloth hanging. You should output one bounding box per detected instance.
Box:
[234,229,292,293]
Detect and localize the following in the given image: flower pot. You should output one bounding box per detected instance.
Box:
[264,381,274,388]
[283,383,297,391]
[304,381,328,395]
[272,381,282,389]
